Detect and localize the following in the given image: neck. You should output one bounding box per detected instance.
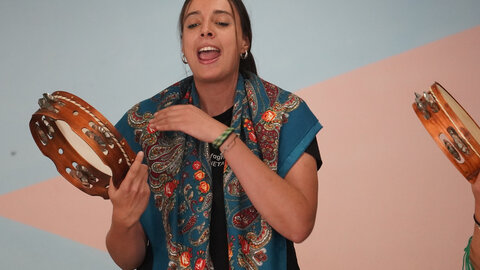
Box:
[194,73,239,116]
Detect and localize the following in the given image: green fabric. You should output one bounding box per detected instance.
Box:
[464,236,474,270]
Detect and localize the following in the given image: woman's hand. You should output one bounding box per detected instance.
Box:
[106,152,150,269]
[108,151,150,228]
[472,174,480,208]
[148,105,227,143]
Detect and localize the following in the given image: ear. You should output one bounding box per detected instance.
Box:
[240,35,250,53]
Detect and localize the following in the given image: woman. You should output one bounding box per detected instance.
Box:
[106,0,322,269]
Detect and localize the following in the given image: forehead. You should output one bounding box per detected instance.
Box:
[185,0,235,16]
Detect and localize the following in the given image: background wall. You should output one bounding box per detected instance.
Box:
[0,0,479,269]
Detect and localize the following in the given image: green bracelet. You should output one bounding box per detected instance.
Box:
[212,127,234,149]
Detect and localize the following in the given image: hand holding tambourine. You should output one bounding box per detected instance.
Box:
[29,91,136,199]
[413,83,480,182]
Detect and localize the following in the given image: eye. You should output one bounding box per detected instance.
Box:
[216,22,230,27]
[187,23,199,29]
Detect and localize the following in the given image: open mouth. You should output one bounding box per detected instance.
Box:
[198,46,221,63]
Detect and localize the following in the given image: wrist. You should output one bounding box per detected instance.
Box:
[111,209,138,231]
[220,133,238,155]
[212,126,234,148]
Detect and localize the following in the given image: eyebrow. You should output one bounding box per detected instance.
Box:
[184,9,233,21]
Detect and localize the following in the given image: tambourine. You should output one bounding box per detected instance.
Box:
[413,82,480,182]
[29,91,136,199]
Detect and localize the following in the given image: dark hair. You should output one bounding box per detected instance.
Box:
[178,0,257,76]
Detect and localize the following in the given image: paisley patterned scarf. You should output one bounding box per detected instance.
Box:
[115,73,322,270]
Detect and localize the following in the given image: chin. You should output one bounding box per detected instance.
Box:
[193,69,235,84]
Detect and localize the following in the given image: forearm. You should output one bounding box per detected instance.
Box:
[106,219,147,270]
[222,135,318,243]
[470,207,480,268]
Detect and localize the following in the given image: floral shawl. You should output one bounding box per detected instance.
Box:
[115,73,322,270]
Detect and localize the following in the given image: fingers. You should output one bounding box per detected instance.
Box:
[149,106,187,132]
[148,104,227,143]
[111,152,148,194]
[107,177,116,199]
[126,151,146,178]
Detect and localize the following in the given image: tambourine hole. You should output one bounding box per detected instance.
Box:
[65,167,72,174]
[118,158,123,164]
[58,148,63,154]
[109,143,115,149]
[82,128,91,137]
[72,161,78,168]
[36,126,48,146]
[89,121,95,128]
[102,149,108,155]
[39,138,47,146]
[439,133,465,164]
[105,184,110,189]
[73,111,79,116]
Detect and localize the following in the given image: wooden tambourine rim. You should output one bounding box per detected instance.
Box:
[413,82,480,182]
[430,84,480,158]
[29,91,136,199]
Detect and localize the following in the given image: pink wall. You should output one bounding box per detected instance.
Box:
[0,26,479,269]
[296,25,480,269]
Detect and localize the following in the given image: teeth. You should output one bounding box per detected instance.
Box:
[199,46,219,53]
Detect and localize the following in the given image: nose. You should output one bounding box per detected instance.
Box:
[201,32,214,37]
[200,23,214,38]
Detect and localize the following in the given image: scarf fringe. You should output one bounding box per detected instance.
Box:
[464,237,475,270]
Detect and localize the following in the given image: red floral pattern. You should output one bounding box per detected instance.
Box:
[194,170,205,181]
[180,251,192,267]
[192,161,201,170]
[198,181,210,193]
[261,110,276,122]
[194,258,206,270]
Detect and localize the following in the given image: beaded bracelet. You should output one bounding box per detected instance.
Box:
[212,127,234,149]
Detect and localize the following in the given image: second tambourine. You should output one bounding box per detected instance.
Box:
[413,82,480,182]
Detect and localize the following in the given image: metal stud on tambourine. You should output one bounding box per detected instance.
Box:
[29,91,136,199]
[413,82,480,182]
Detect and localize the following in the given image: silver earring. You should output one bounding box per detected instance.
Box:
[182,54,188,64]
[240,51,248,60]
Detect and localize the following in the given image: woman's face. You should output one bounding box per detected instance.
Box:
[181,0,249,84]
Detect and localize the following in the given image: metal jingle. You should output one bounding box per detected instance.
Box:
[423,92,439,113]
[40,117,55,139]
[74,164,97,185]
[43,93,56,102]
[94,124,115,146]
[443,138,462,162]
[415,92,431,120]
[36,124,49,145]
[83,128,107,147]
[38,93,59,113]
[93,134,106,147]
[447,127,470,154]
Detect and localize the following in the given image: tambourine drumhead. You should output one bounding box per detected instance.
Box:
[413,82,480,182]
[30,91,135,199]
[56,120,112,176]
[438,86,480,145]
